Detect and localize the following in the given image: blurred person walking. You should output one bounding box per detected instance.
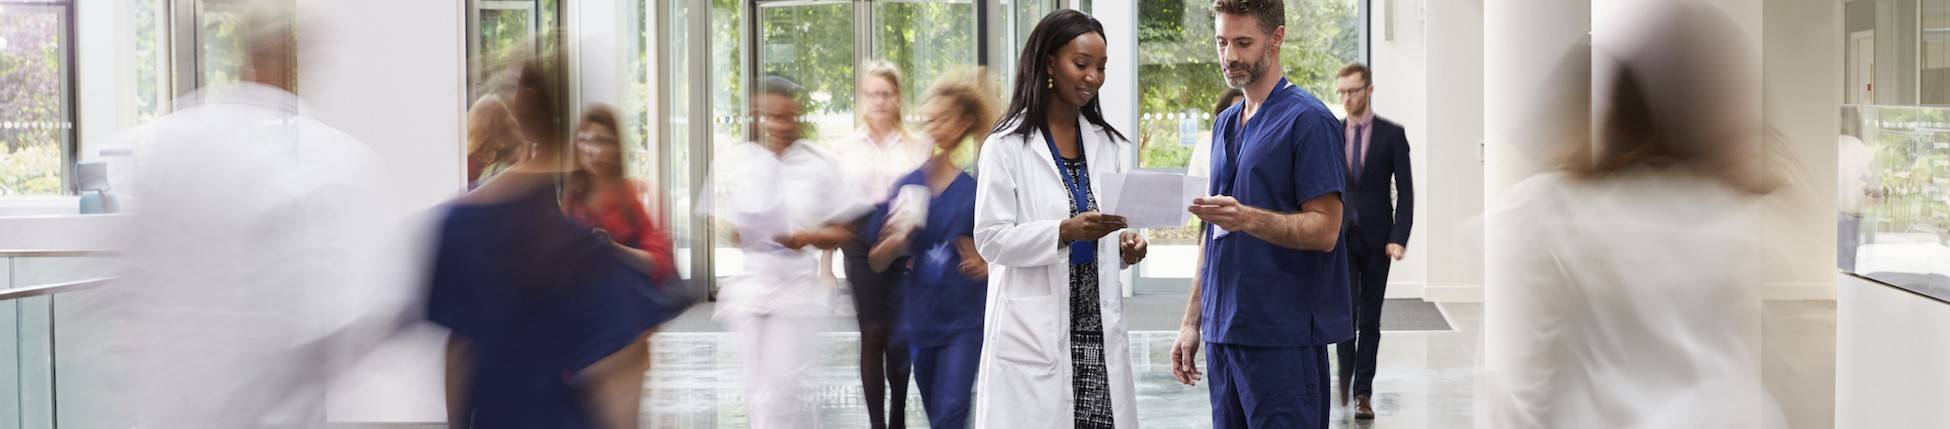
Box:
[563,103,677,281]
[1480,1,1792,427]
[466,94,527,189]
[110,3,409,427]
[835,60,930,429]
[702,75,861,428]
[972,9,1148,428]
[1170,1,1354,428]
[862,68,998,429]
[427,55,681,429]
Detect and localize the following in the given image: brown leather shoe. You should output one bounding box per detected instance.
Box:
[1337,378,1351,405]
[1354,395,1376,420]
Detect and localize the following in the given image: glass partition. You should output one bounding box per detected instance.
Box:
[1842,105,1950,302]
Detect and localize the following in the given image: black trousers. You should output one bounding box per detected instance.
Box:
[1334,227,1391,398]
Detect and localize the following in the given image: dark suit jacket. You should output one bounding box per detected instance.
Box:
[1342,116,1414,254]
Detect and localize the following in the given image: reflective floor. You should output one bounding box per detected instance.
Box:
[638,300,1837,429]
[642,308,1479,428]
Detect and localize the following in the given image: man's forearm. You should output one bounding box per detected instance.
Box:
[1243,207,1340,251]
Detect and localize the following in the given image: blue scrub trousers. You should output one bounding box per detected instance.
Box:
[911,339,982,429]
[1207,343,1330,429]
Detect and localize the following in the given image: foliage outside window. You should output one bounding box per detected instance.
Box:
[0,5,72,196]
[1135,0,1359,244]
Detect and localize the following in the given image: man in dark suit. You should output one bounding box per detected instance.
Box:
[1331,63,1414,420]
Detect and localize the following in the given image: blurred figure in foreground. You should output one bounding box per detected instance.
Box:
[564,103,677,280]
[427,54,680,429]
[113,2,407,427]
[702,75,859,428]
[862,68,997,429]
[1481,1,1791,427]
[835,60,928,429]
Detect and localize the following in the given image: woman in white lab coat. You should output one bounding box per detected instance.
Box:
[972,9,1148,428]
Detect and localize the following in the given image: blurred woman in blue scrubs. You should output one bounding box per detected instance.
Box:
[864,69,998,429]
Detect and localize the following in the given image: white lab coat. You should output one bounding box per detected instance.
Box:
[972,120,1139,428]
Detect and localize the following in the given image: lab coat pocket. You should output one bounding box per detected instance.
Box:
[994,294,1062,372]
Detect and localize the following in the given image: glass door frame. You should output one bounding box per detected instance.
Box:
[466,0,542,102]
[1,0,79,196]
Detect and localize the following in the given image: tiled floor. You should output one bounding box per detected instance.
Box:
[637,299,1837,429]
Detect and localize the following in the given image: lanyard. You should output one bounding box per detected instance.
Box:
[1040,124,1097,265]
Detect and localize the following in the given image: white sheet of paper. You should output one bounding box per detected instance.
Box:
[1101,171,1207,229]
[734,209,790,251]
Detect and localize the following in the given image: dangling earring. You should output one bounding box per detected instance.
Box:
[1046,77,1054,89]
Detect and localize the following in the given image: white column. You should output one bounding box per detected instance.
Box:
[302,0,464,423]
[1092,0,1139,297]
[1418,0,1484,301]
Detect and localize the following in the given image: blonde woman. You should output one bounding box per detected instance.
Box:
[835,59,931,428]
[861,68,998,429]
[465,94,526,189]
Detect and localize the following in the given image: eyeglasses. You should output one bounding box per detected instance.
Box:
[1336,87,1369,97]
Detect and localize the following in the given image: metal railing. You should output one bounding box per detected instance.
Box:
[1,251,118,429]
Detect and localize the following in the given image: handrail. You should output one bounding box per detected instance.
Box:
[0,250,120,258]
[0,277,114,301]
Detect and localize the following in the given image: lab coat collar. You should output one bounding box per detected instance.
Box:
[177,82,309,115]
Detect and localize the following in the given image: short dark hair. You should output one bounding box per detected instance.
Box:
[1212,0,1285,34]
[1338,63,1371,87]
[758,75,804,99]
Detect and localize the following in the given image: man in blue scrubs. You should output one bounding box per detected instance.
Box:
[1171,1,1354,428]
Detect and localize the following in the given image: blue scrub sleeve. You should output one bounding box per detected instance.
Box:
[1290,113,1347,204]
[424,218,473,337]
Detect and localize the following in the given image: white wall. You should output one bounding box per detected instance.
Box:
[75,0,141,160]
[569,0,627,113]
[1760,0,1846,299]
[1837,275,1950,426]
[299,0,465,423]
[1368,0,1429,298]
[1421,0,1484,301]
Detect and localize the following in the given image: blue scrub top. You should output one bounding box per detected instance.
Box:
[425,176,676,429]
[1200,77,1355,348]
[863,167,987,347]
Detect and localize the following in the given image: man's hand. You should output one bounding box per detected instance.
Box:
[1120,231,1148,266]
[1169,326,1203,386]
[1188,196,1264,233]
[1386,243,1406,261]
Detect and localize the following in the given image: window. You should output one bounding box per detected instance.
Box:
[468,0,554,101]
[0,0,76,196]
[874,0,979,110]
[756,1,856,142]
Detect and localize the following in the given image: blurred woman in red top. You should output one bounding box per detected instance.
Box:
[564,104,677,280]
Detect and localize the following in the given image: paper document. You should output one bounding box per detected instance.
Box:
[1101,171,1207,229]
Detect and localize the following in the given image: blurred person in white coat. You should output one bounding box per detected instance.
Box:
[1481,1,1794,427]
[102,2,410,427]
[972,9,1148,428]
[702,75,860,428]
